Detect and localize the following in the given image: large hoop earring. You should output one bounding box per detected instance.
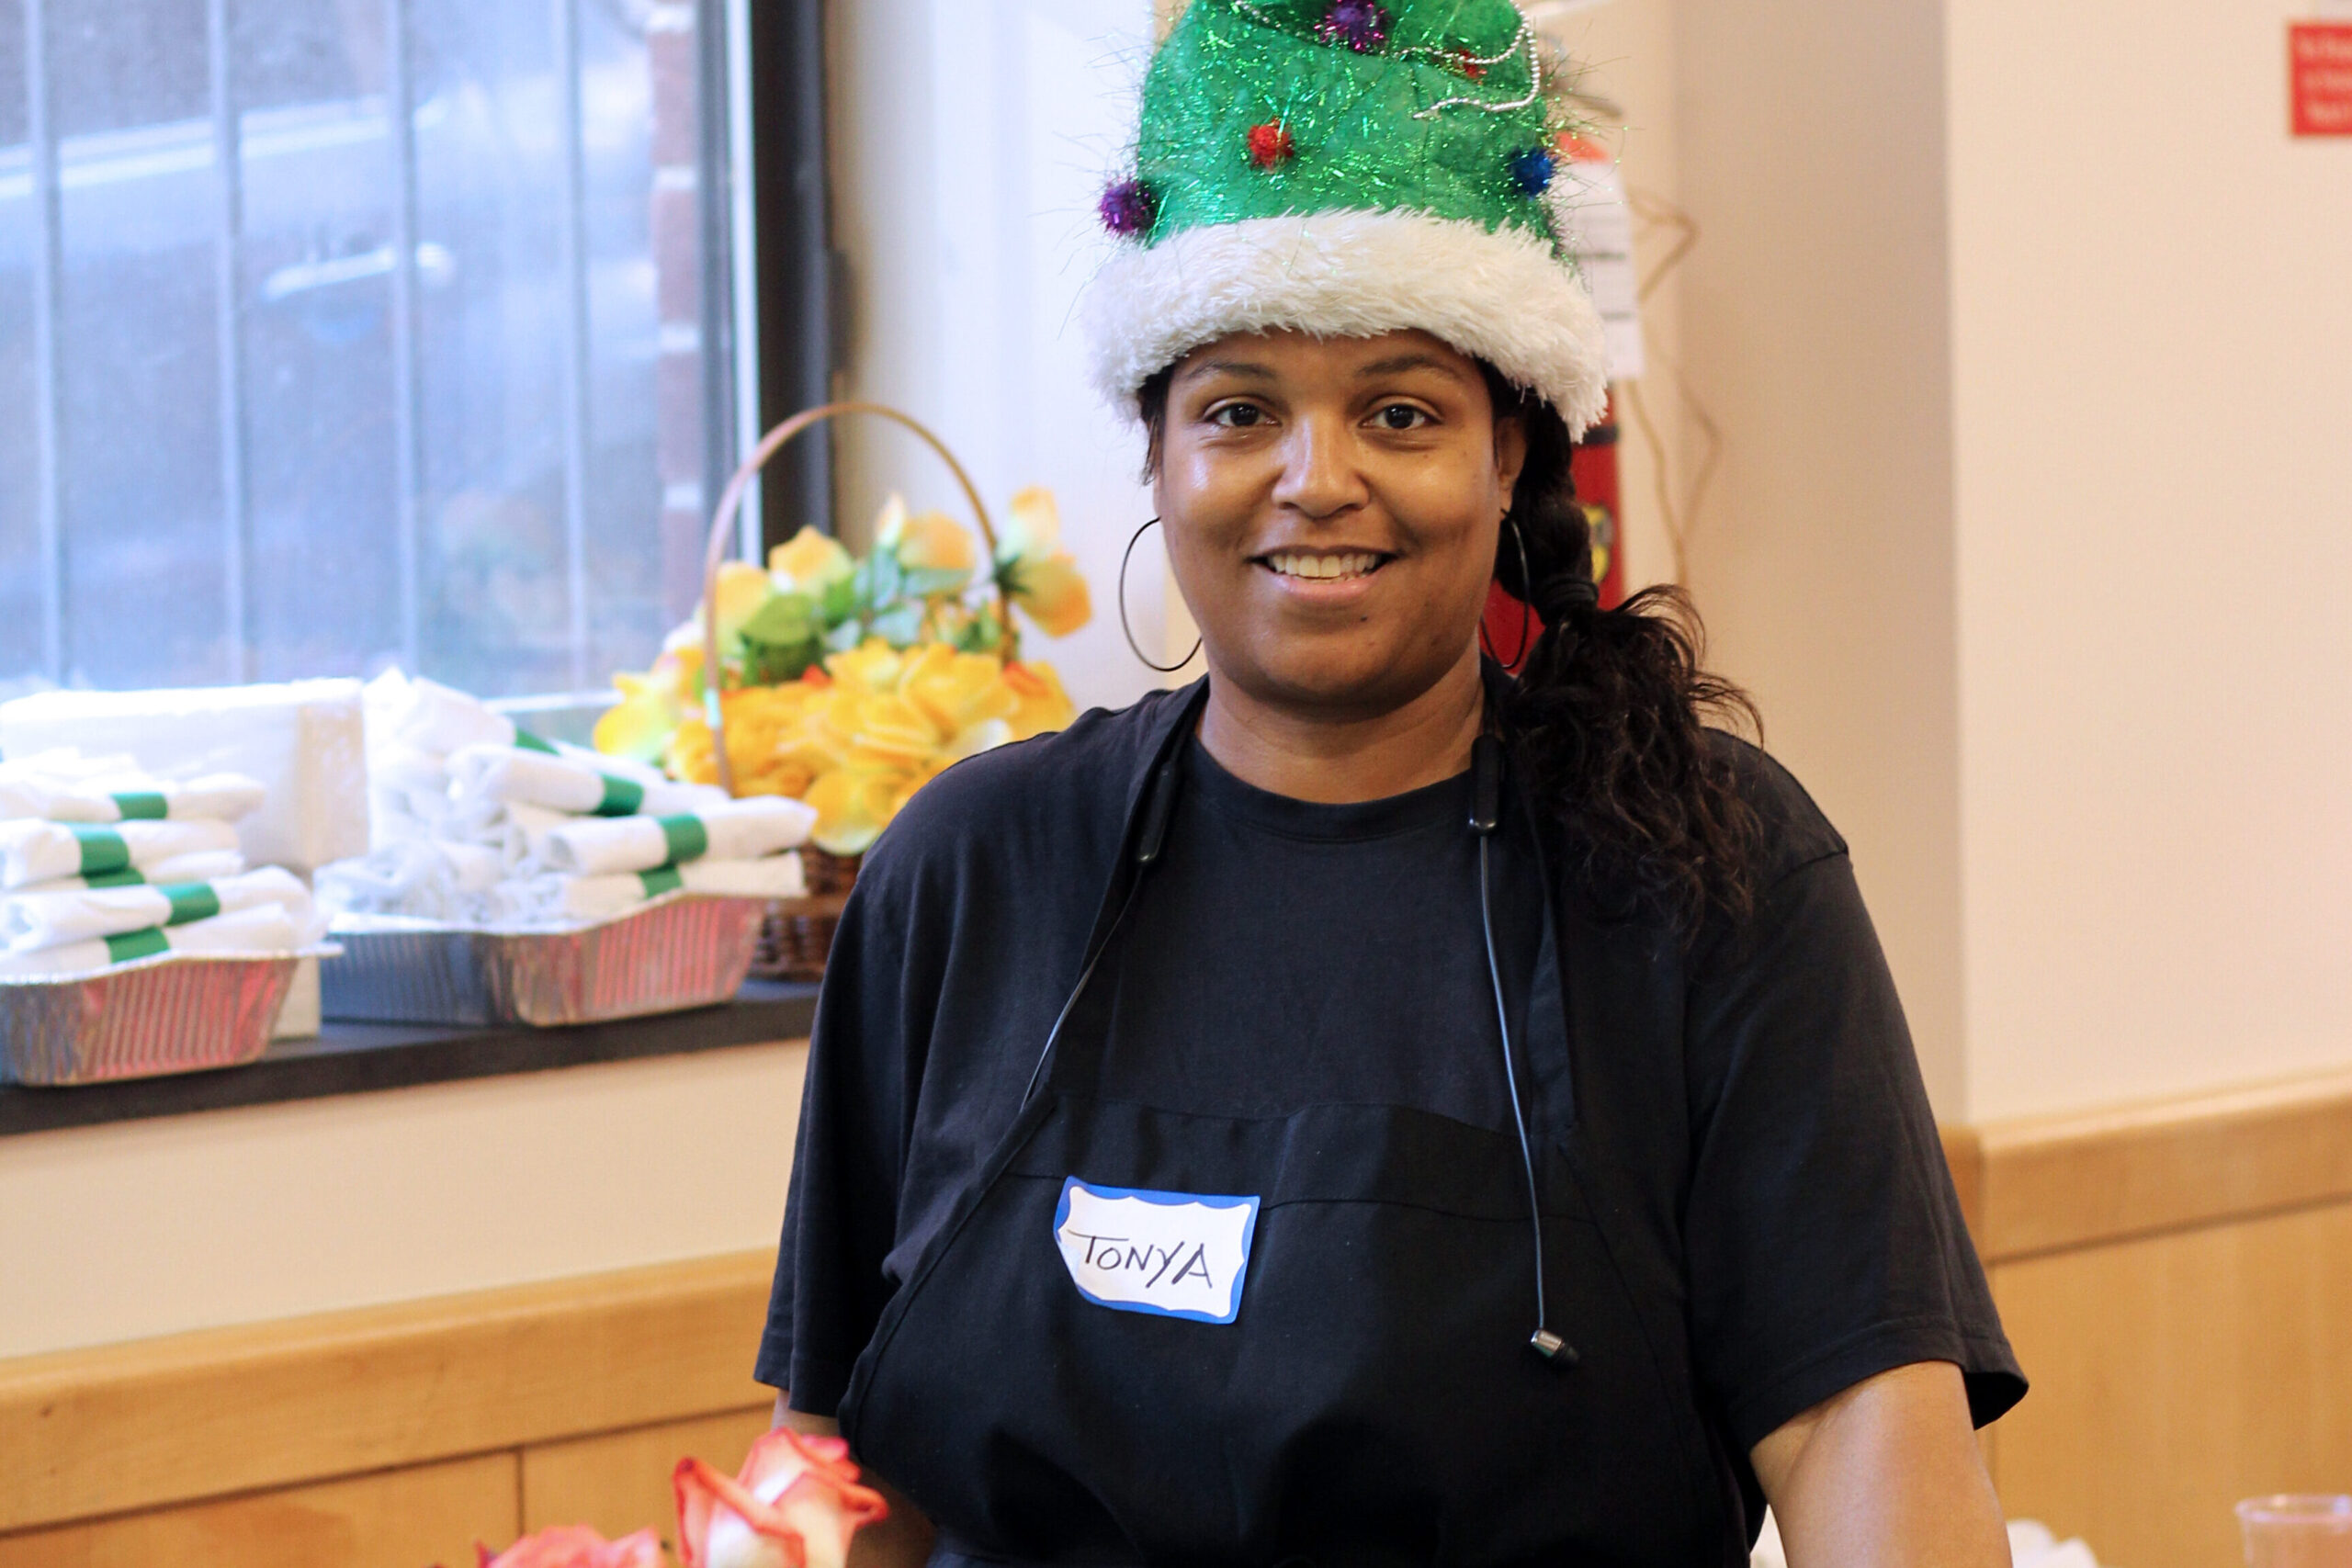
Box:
[1120,517,1203,674]
[1478,513,1537,670]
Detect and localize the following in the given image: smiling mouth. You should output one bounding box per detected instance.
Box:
[1255,549,1394,581]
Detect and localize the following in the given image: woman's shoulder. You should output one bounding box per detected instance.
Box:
[1702,728,1850,885]
[858,683,1192,888]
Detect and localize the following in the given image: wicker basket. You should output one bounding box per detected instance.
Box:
[703,401,1006,984]
[750,849,861,982]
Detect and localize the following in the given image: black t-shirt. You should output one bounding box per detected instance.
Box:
[1089,736,1547,1131]
[758,680,2022,1513]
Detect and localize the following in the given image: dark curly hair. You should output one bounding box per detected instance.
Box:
[1137,361,1760,929]
[1477,367,1759,927]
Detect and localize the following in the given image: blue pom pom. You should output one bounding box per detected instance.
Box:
[1509,147,1555,197]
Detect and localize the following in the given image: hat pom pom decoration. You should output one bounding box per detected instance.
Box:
[1098,178,1158,238]
[1314,0,1391,53]
[1246,120,1296,169]
[1508,146,1555,195]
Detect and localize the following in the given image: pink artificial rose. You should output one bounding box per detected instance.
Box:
[464,1526,664,1568]
[674,1427,888,1568]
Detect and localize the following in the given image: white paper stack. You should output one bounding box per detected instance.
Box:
[0,680,367,876]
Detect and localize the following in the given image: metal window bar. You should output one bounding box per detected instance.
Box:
[209,0,253,682]
[23,0,66,682]
[384,0,425,672]
[553,0,594,692]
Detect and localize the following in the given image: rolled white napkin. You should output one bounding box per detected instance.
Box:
[0,903,302,979]
[5,866,312,953]
[0,750,134,819]
[5,849,247,897]
[0,818,242,890]
[511,852,807,922]
[536,796,817,875]
[17,771,267,826]
[447,743,727,818]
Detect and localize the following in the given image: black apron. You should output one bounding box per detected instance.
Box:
[835,718,1747,1567]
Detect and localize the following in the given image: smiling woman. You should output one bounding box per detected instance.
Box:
[752,3,2024,1566]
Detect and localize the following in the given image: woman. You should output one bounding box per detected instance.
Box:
[757,4,2022,1563]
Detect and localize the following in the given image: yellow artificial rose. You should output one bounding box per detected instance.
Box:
[893,514,978,587]
[768,525,854,594]
[1002,660,1077,740]
[593,647,703,762]
[996,486,1092,637]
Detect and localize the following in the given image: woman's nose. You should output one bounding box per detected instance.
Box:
[1270,412,1367,521]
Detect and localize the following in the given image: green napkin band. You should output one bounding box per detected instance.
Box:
[72,827,131,877]
[514,730,559,755]
[655,814,709,864]
[110,791,168,821]
[159,883,222,925]
[85,868,145,889]
[638,865,684,897]
[594,774,647,816]
[104,928,170,964]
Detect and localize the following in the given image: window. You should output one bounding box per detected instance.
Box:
[0,0,776,701]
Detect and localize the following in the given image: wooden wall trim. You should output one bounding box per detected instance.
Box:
[1972,1066,2352,1263]
[0,1250,775,1536]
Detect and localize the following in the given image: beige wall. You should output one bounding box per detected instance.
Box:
[1673,0,2352,1119]
[1671,0,1968,1111]
[1945,0,2352,1119]
[0,1043,806,1359]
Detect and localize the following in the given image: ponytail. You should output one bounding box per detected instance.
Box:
[1485,366,1759,928]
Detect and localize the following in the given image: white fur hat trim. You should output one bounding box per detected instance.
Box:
[1081,207,1611,437]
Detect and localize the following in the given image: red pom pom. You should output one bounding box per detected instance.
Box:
[1246,120,1295,170]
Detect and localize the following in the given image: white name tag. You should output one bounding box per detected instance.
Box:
[1052,1178,1260,1325]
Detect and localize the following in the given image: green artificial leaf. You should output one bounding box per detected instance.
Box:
[869,603,925,648]
[820,574,860,627]
[900,566,974,600]
[823,619,866,653]
[737,590,820,648]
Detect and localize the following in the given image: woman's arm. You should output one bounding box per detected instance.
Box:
[773,1395,938,1568]
[1750,1361,2010,1568]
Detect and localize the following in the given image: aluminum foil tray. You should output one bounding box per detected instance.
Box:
[1,955,301,1087]
[320,895,771,1028]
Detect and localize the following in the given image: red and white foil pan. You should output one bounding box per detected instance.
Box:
[0,954,302,1087]
[321,894,771,1028]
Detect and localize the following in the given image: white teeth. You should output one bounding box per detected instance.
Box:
[1264,551,1382,581]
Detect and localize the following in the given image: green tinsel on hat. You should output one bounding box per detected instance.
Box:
[1084,0,1611,436]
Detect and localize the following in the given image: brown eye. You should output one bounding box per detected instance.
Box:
[1213,403,1267,428]
[1375,404,1430,431]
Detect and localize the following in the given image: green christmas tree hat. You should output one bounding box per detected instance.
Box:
[1083,0,1610,437]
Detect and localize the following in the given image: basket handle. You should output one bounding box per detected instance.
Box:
[700,401,1008,797]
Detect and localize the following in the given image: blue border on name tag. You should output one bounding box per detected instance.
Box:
[1053,1177,1261,1325]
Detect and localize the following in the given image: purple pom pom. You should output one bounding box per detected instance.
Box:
[1315,0,1391,52]
[1509,147,1555,196]
[1099,178,1158,238]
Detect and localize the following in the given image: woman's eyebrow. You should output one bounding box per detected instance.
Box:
[1355,352,1463,380]
[1178,358,1277,384]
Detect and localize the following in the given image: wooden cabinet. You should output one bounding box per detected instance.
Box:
[0,1454,516,1568]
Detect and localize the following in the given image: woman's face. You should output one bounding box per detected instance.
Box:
[1154,328,1524,718]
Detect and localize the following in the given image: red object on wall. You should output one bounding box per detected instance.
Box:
[1573,392,1626,609]
[2291,23,2352,136]
[1480,392,1625,675]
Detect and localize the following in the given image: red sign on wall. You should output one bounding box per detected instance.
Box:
[2290,23,2352,136]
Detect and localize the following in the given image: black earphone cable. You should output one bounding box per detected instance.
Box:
[1473,738,1577,1366]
